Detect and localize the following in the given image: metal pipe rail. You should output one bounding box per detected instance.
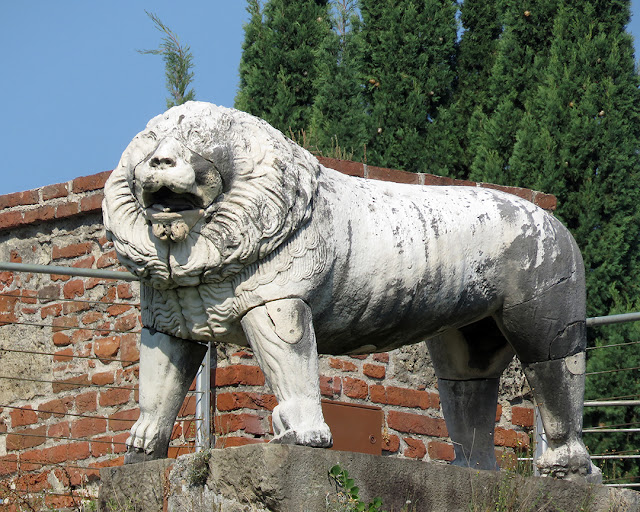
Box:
[0,261,138,281]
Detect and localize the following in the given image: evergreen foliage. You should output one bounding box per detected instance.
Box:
[139,11,195,109]
[310,1,367,160]
[235,0,333,135]
[430,0,502,178]
[358,0,457,172]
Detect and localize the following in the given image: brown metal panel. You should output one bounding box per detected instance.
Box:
[321,400,383,455]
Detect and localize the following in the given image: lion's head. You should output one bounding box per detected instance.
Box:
[103,102,319,289]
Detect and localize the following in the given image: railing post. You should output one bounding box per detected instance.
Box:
[195,343,211,452]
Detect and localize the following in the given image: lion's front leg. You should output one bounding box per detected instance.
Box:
[125,328,208,463]
[241,298,332,447]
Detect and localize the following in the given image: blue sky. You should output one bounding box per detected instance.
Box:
[1,2,639,195]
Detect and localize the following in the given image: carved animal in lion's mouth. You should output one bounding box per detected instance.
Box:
[103,101,600,483]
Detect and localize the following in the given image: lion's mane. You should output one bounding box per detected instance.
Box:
[103,102,319,290]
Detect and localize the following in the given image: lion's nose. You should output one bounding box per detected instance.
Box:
[147,138,182,171]
[149,156,177,169]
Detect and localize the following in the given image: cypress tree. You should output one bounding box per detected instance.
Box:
[468,0,559,184]
[359,0,457,172]
[507,0,640,481]
[235,0,333,135]
[430,0,502,178]
[310,1,367,160]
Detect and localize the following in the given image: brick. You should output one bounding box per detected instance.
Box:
[71,328,93,344]
[16,471,50,492]
[55,201,80,218]
[10,250,22,263]
[479,182,533,202]
[52,316,79,332]
[71,417,107,438]
[117,283,134,299]
[52,374,90,393]
[0,189,39,210]
[52,242,93,260]
[41,303,63,319]
[72,255,95,269]
[97,250,119,268]
[10,406,37,427]
[349,354,368,360]
[0,271,14,289]
[120,333,140,366]
[215,436,266,449]
[75,391,98,412]
[319,375,341,398]
[373,353,389,363]
[494,427,530,449]
[382,434,400,453]
[368,166,421,184]
[215,365,265,387]
[328,358,357,372]
[63,279,85,299]
[114,313,138,332]
[317,156,365,177]
[363,363,386,379]
[178,395,197,417]
[42,183,69,200]
[216,392,277,412]
[23,204,55,224]
[6,425,47,450]
[53,348,73,362]
[95,336,120,360]
[403,437,426,459]
[496,448,518,470]
[0,210,24,230]
[48,421,70,439]
[423,174,455,186]
[511,406,534,428]
[496,404,503,422]
[37,283,60,302]
[72,171,111,193]
[215,413,266,435]
[107,304,132,317]
[387,411,448,437]
[82,311,104,325]
[99,388,131,407]
[0,455,18,476]
[370,385,438,410]
[232,350,253,359]
[38,398,70,419]
[428,441,455,461]
[108,408,140,432]
[533,191,557,211]
[80,192,104,212]
[343,377,368,399]
[92,371,115,386]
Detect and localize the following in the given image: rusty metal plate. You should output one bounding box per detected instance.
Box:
[321,400,383,455]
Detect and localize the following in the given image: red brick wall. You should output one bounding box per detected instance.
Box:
[0,161,539,508]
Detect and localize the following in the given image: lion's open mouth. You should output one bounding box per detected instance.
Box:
[142,186,205,212]
[141,187,206,242]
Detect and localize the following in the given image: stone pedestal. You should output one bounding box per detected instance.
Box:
[99,445,640,512]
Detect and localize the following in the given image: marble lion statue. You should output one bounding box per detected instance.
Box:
[103,101,599,482]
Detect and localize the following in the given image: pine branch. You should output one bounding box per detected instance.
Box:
[138,10,196,108]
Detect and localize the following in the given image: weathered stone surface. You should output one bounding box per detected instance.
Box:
[103,102,595,479]
[99,444,640,512]
[98,458,173,511]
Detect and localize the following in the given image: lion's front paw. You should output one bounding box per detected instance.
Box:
[271,424,333,448]
[124,416,163,463]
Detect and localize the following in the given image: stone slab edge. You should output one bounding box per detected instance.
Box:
[100,445,640,512]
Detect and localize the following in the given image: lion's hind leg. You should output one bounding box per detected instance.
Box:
[427,319,514,470]
[241,298,332,447]
[497,277,601,482]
